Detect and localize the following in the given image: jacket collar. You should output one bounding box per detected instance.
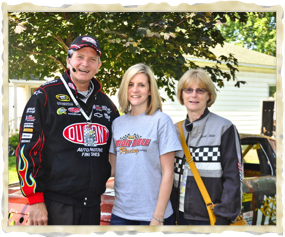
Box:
[185,108,210,132]
[62,70,102,96]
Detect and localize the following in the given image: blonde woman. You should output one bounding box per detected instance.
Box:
[171,68,243,225]
[109,63,181,225]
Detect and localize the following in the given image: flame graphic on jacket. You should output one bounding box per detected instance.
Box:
[18,145,36,196]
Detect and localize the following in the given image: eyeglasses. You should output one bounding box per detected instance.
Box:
[182,88,208,94]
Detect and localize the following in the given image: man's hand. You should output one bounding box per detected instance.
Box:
[27,202,48,225]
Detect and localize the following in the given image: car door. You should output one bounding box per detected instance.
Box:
[240,136,276,225]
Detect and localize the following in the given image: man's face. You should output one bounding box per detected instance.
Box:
[66,47,101,91]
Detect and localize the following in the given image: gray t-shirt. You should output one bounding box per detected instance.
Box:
[109,110,182,221]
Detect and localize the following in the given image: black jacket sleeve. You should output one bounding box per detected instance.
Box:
[214,124,243,224]
[16,87,47,205]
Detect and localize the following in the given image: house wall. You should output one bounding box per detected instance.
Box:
[8,82,41,134]
[9,86,27,125]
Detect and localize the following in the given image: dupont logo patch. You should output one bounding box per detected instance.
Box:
[56,94,70,101]
[63,123,109,146]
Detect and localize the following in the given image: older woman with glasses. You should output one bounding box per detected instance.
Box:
[171,68,243,225]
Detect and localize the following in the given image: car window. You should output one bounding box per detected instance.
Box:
[242,144,260,164]
[242,141,273,177]
[242,143,261,177]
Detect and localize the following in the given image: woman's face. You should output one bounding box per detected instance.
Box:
[127,73,151,111]
[182,81,210,115]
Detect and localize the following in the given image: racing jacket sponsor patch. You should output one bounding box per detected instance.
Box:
[68,82,76,90]
[21,139,31,143]
[57,107,67,115]
[24,123,34,128]
[94,112,103,118]
[56,94,70,101]
[42,80,58,86]
[25,115,35,122]
[93,104,112,114]
[102,105,112,114]
[93,105,102,111]
[26,107,36,113]
[22,133,33,139]
[68,107,80,113]
[104,113,110,121]
[63,123,109,146]
[57,102,73,106]
[33,90,42,96]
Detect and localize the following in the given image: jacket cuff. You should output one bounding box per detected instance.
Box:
[215,216,231,225]
[27,192,45,205]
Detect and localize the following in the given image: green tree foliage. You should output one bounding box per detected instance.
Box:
[9,12,248,100]
[9,133,19,156]
[217,12,276,56]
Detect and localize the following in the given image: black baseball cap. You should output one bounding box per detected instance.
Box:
[68,35,101,57]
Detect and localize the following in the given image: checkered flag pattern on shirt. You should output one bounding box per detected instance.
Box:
[174,146,221,174]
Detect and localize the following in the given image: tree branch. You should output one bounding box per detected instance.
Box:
[11,45,66,70]
[51,35,69,52]
[19,55,30,64]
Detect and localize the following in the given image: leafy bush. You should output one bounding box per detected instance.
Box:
[9,133,19,156]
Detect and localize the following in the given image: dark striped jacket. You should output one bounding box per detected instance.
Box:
[171,108,243,224]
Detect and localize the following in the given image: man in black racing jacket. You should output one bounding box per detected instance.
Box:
[16,35,119,225]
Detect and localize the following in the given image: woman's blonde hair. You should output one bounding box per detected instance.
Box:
[118,63,162,115]
[177,68,217,107]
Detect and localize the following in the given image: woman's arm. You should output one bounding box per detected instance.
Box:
[109,153,117,177]
[214,125,243,225]
[150,151,175,225]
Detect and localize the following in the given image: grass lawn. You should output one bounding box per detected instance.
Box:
[9,156,18,184]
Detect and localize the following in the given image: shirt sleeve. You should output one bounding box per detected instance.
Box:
[109,122,117,155]
[15,88,47,205]
[158,116,182,156]
[213,124,243,223]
